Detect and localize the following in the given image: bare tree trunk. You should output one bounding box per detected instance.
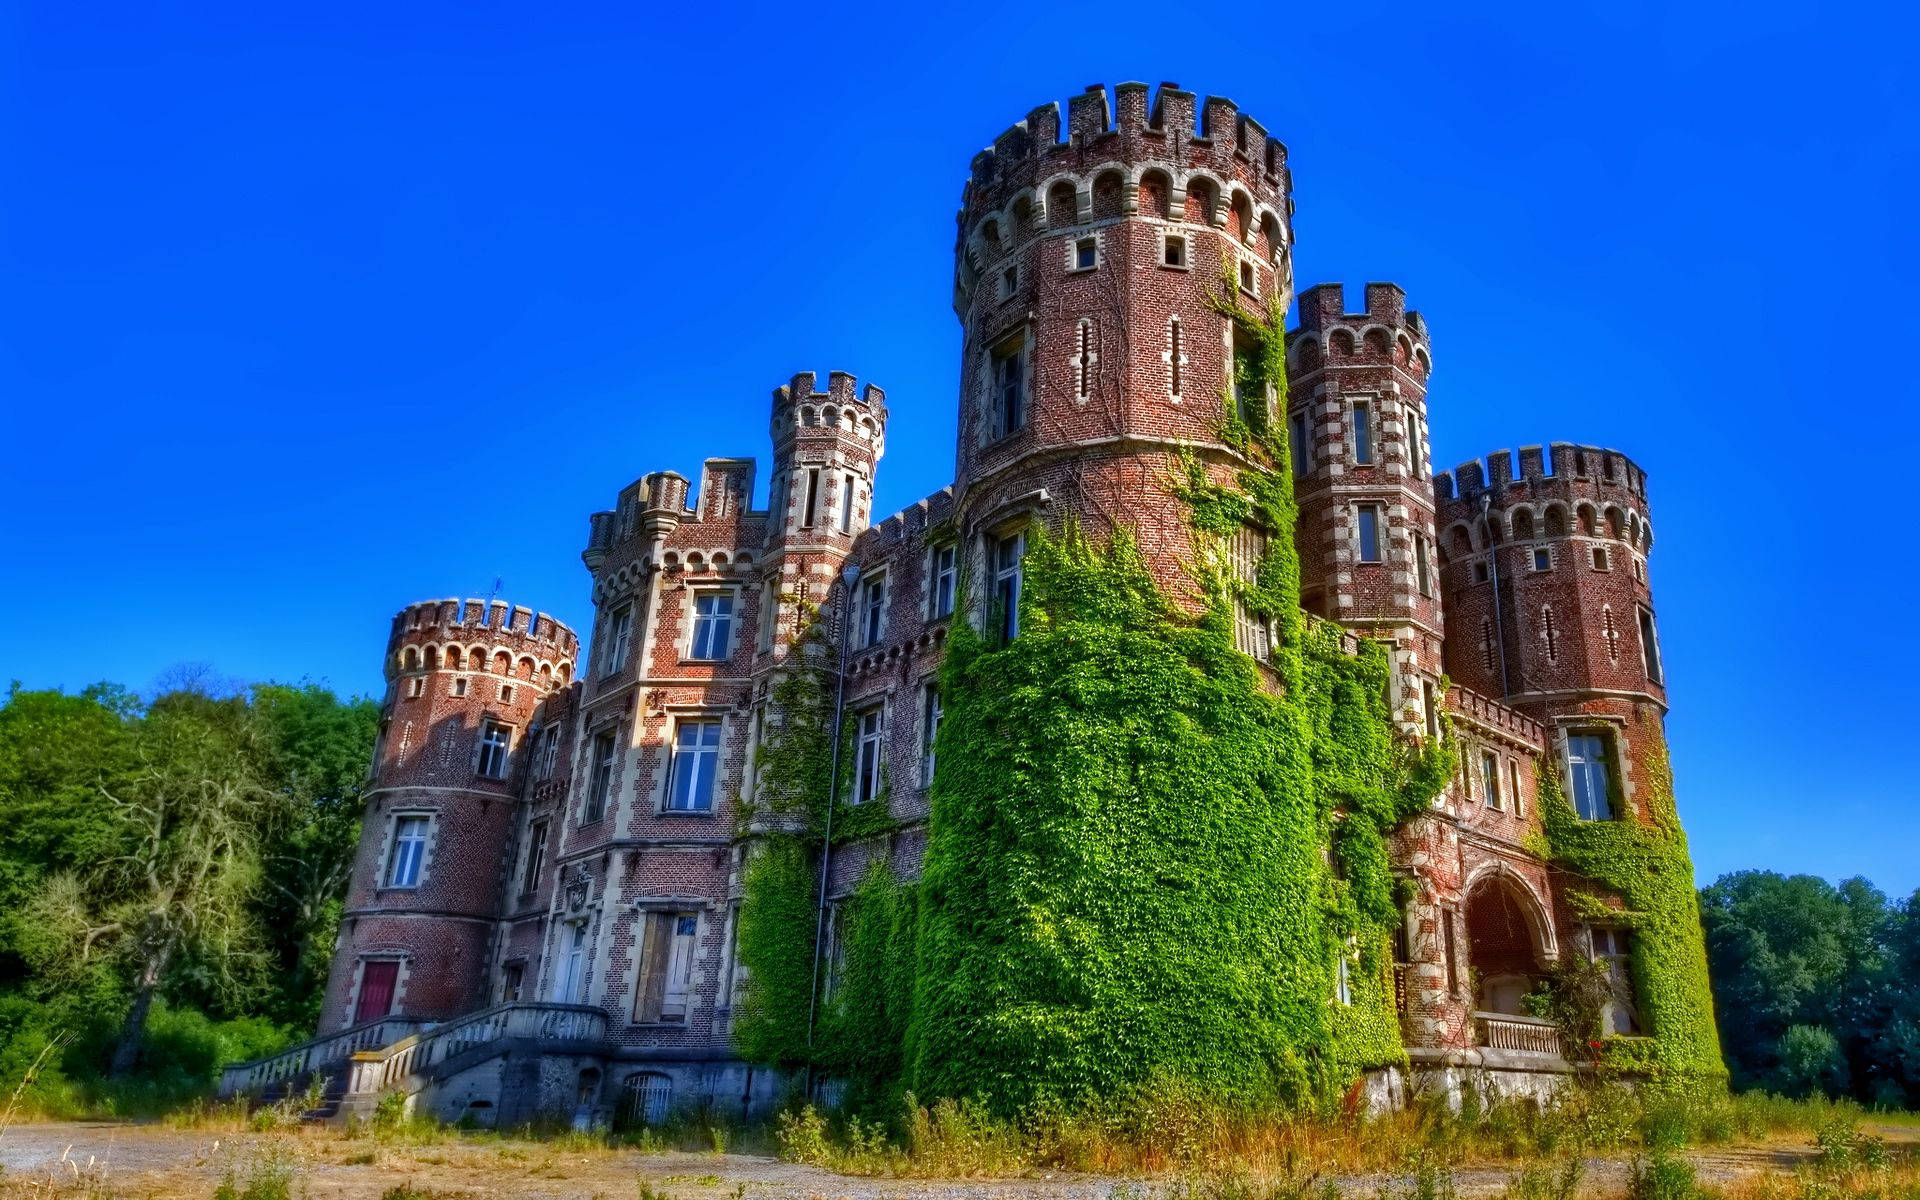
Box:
[109,931,171,1077]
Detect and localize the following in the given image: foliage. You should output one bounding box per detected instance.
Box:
[1525,954,1617,1066]
[1699,869,1920,1106]
[732,837,817,1067]
[1535,746,1724,1085]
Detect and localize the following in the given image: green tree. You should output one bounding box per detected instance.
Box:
[26,691,272,1075]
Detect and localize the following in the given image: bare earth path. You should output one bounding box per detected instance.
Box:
[2,1121,1915,1199]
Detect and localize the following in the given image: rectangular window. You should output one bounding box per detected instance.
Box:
[853,706,884,805]
[1356,505,1382,563]
[1335,949,1353,1006]
[992,530,1025,642]
[991,334,1025,436]
[859,572,886,649]
[803,467,821,528]
[1532,547,1552,572]
[387,816,429,888]
[929,543,957,619]
[1231,342,1259,425]
[1415,533,1433,597]
[1288,410,1310,477]
[999,264,1018,298]
[668,719,722,812]
[1072,235,1097,270]
[1239,259,1257,294]
[476,719,512,779]
[921,684,942,785]
[553,922,587,1004]
[1444,912,1460,994]
[1566,732,1614,821]
[689,592,734,661]
[501,961,524,1003]
[533,725,560,780]
[1423,679,1440,740]
[452,676,467,697]
[1508,758,1524,818]
[1229,524,1270,660]
[407,678,423,699]
[1162,234,1186,268]
[1481,750,1503,811]
[1591,545,1610,571]
[1638,607,1662,684]
[500,684,514,704]
[634,912,699,1023]
[756,579,777,653]
[604,604,633,676]
[1408,412,1426,479]
[1351,400,1374,465]
[586,729,616,823]
[840,472,857,533]
[1473,560,1491,584]
[520,819,548,895]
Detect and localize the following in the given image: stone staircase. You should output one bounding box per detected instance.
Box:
[219,1003,609,1122]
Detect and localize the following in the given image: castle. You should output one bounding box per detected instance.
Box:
[224,82,1718,1125]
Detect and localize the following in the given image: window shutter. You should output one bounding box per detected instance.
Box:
[635,912,671,1022]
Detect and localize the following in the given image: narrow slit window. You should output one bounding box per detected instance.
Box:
[1076,320,1093,399]
[1638,607,1662,683]
[929,543,957,619]
[1163,234,1186,267]
[1481,750,1503,811]
[803,468,821,528]
[1288,410,1310,476]
[853,706,884,804]
[1352,401,1374,465]
[839,473,856,533]
[1542,606,1558,662]
[1168,318,1183,399]
[1355,505,1382,563]
[1415,533,1433,597]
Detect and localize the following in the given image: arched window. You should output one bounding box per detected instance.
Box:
[1544,507,1567,538]
[1513,510,1536,540]
[1047,181,1077,229]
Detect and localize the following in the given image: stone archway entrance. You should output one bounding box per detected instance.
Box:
[1464,872,1549,1016]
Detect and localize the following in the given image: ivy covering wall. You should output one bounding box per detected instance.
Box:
[734,269,1716,1117]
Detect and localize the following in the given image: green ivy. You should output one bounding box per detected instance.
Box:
[1535,745,1725,1085]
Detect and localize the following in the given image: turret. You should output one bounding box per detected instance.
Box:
[1288,282,1442,735]
[1436,445,1665,821]
[765,371,886,555]
[319,598,579,1029]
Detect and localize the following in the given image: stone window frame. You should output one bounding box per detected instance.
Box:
[1352,502,1385,564]
[981,321,1032,443]
[601,602,634,678]
[474,717,515,781]
[851,699,887,806]
[582,722,620,825]
[657,708,728,817]
[1064,231,1101,273]
[918,676,942,790]
[856,568,888,650]
[1529,545,1553,573]
[1348,394,1377,467]
[378,808,438,892]
[1160,231,1189,270]
[926,540,958,622]
[681,585,742,663]
[343,953,411,1029]
[630,904,704,1025]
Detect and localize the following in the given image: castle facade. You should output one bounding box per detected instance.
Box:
[305,82,1714,1124]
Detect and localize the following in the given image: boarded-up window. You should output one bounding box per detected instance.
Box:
[634,912,699,1023]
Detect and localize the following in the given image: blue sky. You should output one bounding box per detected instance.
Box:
[2,2,1915,893]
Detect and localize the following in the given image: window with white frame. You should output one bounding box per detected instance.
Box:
[1335,938,1356,1005]
[1228,524,1270,660]
[1507,758,1524,818]
[1355,504,1383,563]
[476,719,512,779]
[928,543,957,619]
[1351,399,1374,465]
[921,683,942,785]
[585,728,616,823]
[689,592,734,661]
[1162,233,1187,268]
[858,572,886,649]
[386,815,429,888]
[853,705,884,805]
[407,677,423,699]
[1238,258,1257,295]
[1566,731,1615,821]
[667,719,722,812]
[1589,926,1640,1034]
[532,724,559,780]
[1423,679,1441,740]
[604,604,633,676]
[990,332,1026,437]
[634,911,699,1022]
[1481,749,1503,811]
[992,530,1025,642]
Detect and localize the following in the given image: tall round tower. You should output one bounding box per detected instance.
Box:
[1436,446,1664,819]
[1287,282,1442,735]
[320,598,579,1030]
[949,82,1293,581]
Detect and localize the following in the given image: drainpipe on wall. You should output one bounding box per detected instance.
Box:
[1482,492,1512,699]
[803,559,862,1099]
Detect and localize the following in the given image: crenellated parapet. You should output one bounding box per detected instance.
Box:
[769,370,887,455]
[953,82,1293,312]
[386,598,579,688]
[1435,444,1652,556]
[1288,282,1432,381]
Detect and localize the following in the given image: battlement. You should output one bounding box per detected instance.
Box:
[388,598,580,661]
[1293,282,1429,341]
[1434,443,1648,505]
[1446,684,1546,750]
[770,371,888,445]
[958,81,1290,234]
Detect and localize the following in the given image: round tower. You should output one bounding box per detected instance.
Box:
[765,372,886,555]
[320,598,580,1030]
[1287,281,1442,736]
[948,82,1293,580]
[1436,446,1665,819]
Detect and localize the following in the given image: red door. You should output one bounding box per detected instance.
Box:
[355,960,399,1022]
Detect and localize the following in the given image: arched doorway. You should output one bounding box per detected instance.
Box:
[1463,872,1550,1016]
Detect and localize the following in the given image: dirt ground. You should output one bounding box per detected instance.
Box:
[0,1120,1914,1200]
